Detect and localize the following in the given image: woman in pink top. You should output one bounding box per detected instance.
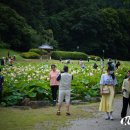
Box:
[49,64,59,106]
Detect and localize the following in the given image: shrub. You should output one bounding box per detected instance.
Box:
[29,49,48,55]
[88,55,100,61]
[21,52,40,59]
[51,51,88,60]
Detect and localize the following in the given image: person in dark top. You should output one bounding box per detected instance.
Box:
[93,63,98,69]
[0,69,4,102]
[107,58,115,80]
[115,61,121,70]
[1,58,5,66]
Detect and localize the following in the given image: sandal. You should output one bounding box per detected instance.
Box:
[56,111,60,115]
[66,112,71,116]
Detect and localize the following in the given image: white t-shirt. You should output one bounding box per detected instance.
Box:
[59,73,72,90]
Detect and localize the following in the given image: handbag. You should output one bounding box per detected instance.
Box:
[101,86,110,95]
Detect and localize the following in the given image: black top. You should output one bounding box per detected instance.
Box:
[0,75,4,88]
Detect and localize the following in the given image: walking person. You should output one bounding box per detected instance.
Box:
[0,69,4,103]
[99,68,117,120]
[49,64,59,106]
[100,58,104,73]
[56,66,73,116]
[121,71,130,119]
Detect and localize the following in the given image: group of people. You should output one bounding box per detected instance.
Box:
[1,55,16,66]
[49,64,73,115]
[49,60,129,120]
[0,57,129,120]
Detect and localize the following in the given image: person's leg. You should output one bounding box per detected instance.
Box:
[65,90,71,115]
[121,97,129,118]
[55,86,59,101]
[51,86,57,105]
[57,90,64,115]
[51,86,55,100]
[108,86,115,120]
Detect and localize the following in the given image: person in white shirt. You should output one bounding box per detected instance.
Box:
[56,66,73,116]
[99,68,117,120]
[121,71,130,118]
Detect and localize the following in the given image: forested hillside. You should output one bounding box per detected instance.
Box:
[0,0,130,59]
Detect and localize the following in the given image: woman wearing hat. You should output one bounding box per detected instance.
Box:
[121,71,130,119]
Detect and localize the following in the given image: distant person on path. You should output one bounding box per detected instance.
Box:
[1,57,5,66]
[99,68,117,120]
[56,66,73,116]
[93,62,98,69]
[107,58,115,71]
[79,59,85,69]
[121,71,130,119]
[49,64,59,106]
[0,69,4,103]
[125,70,130,79]
[115,61,120,70]
[13,55,16,61]
[107,58,115,80]
[100,58,104,73]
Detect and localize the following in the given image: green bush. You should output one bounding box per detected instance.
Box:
[21,52,40,59]
[29,49,48,55]
[88,55,100,61]
[51,51,88,60]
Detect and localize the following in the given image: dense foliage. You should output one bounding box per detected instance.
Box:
[29,49,48,55]
[1,60,130,106]
[21,52,40,59]
[0,0,130,59]
[51,51,88,60]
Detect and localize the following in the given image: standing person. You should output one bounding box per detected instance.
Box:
[121,71,130,119]
[115,61,120,70]
[107,58,115,71]
[56,66,73,116]
[1,57,5,66]
[100,58,104,73]
[107,58,115,80]
[93,62,98,69]
[49,64,59,106]
[99,68,117,120]
[125,70,130,79]
[79,59,85,69]
[0,69,4,103]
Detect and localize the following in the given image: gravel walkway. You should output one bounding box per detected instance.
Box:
[60,95,130,130]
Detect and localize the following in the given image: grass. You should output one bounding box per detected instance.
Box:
[0,104,93,130]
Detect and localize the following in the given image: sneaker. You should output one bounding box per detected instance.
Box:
[105,116,110,120]
[56,111,60,116]
[110,116,114,120]
[66,112,71,116]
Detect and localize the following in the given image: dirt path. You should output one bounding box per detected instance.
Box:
[59,95,130,130]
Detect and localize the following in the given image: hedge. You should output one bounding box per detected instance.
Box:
[51,51,88,60]
[88,55,100,61]
[29,49,47,55]
[21,52,40,59]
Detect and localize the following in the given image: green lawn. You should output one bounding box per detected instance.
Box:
[0,104,93,130]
